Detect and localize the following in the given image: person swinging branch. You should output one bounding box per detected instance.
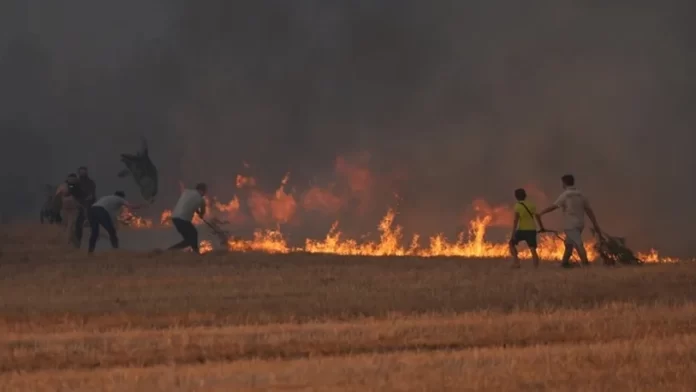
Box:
[537,174,602,268]
[168,183,208,254]
[88,191,144,253]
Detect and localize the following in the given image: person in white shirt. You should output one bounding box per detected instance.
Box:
[537,174,602,267]
[168,183,207,254]
[88,191,143,253]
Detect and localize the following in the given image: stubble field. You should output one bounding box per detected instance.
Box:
[1,224,695,391]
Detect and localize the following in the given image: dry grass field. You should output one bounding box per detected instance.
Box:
[1,224,696,391]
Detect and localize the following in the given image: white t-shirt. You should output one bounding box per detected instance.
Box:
[172,189,205,222]
[553,187,589,230]
[93,195,127,222]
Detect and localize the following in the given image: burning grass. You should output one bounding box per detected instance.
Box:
[1,224,695,390]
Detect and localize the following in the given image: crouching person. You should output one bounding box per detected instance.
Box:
[168,183,207,254]
[88,191,142,253]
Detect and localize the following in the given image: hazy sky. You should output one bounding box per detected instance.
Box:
[1,1,694,255]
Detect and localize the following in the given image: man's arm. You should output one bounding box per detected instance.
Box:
[584,202,601,234]
[535,213,546,232]
[537,204,558,216]
[197,199,207,218]
[538,193,564,217]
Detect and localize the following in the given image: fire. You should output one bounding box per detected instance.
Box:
[118,208,153,228]
[160,210,172,225]
[236,174,256,188]
[271,173,296,224]
[636,249,678,263]
[127,203,679,262]
[247,173,297,226]
[227,228,292,254]
[470,199,514,227]
[199,240,213,254]
[335,154,372,213]
[214,196,244,224]
[335,154,372,194]
[115,163,681,263]
[303,208,590,259]
[302,185,344,215]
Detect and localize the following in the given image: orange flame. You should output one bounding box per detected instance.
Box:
[121,169,681,263]
[118,208,153,229]
[213,196,244,224]
[470,199,514,227]
[335,154,372,194]
[160,210,172,226]
[236,174,256,189]
[199,240,213,254]
[227,228,291,254]
[247,173,297,226]
[302,186,344,215]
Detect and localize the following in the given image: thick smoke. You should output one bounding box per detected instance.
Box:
[1,1,694,255]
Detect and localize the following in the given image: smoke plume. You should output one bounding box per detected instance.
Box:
[1,0,694,255]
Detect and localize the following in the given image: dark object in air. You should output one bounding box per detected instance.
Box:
[118,138,158,202]
[592,229,643,266]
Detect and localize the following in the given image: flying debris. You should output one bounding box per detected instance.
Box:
[118,139,158,202]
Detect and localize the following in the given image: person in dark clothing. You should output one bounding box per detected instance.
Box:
[75,166,97,247]
[78,166,97,205]
[168,183,208,254]
[88,191,142,253]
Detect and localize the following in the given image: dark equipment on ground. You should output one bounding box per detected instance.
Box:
[201,218,237,246]
[539,229,643,266]
[591,229,643,266]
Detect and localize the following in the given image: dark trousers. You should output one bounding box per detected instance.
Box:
[169,218,199,253]
[75,207,86,246]
[88,206,118,253]
[75,199,95,246]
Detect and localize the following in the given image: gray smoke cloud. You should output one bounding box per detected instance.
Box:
[1,0,694,255]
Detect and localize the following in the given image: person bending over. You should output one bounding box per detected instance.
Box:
[88,191,143,253]
[168,183,208,254]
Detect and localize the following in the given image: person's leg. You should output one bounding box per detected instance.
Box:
[561,246,573,266]
[561,232,574,267]
[574,240,590,265]
[87,207,101,253]
[74,207,86,247]
[183,222,200,254]
[168,219,193,250]
[63,209,78,247]
[100,211,119,249]
[509,232,520,268]
[566,229,589,265]
[523,230,539,268]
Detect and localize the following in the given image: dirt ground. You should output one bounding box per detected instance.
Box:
[1,224,695,391]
